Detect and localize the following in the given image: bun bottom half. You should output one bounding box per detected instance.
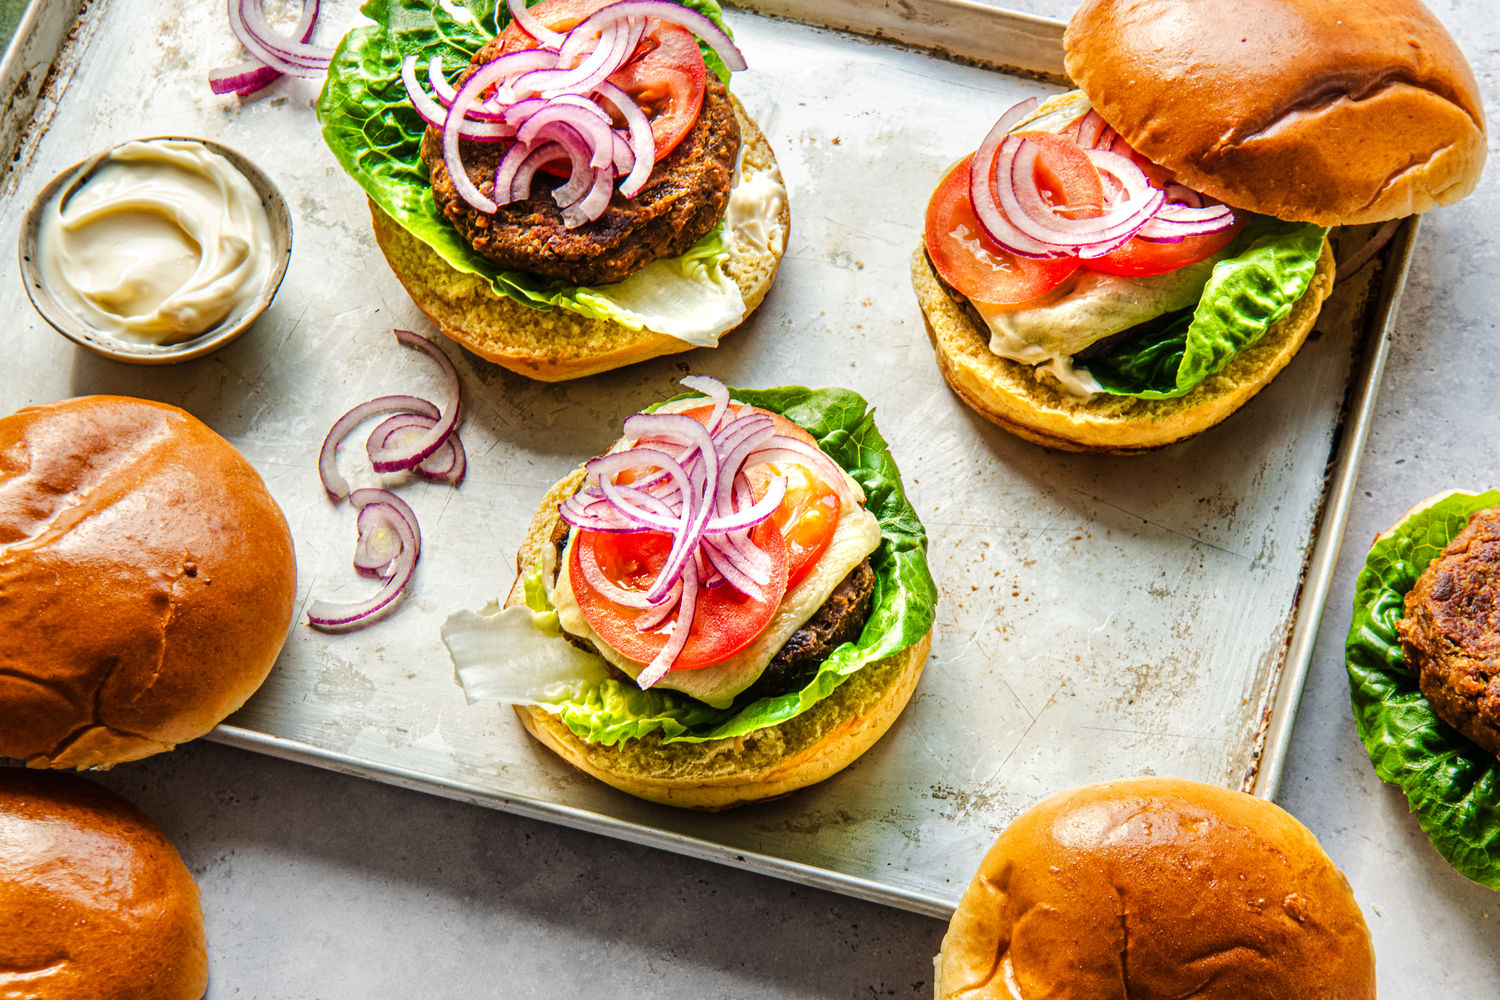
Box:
[371,97,787,382]
[504,469,931,811]
[911,240,1336,453]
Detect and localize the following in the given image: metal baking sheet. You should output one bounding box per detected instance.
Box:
[0,0,1407,917]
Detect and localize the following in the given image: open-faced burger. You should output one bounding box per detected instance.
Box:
[912,0,1485,452]
[318,0,788,381]
[441,377,937,809]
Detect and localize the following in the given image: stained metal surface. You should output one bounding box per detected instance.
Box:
[0,0,1401,915]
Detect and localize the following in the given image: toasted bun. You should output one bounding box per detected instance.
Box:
[0,396,297,769]
[911,240,1336,453]
[0,769,208,999]
[372,98,788,382]
[1065,0,1485,225]
[937,777,1375,1000]
[504,468,930,811]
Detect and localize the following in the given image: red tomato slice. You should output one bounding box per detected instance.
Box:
[499,0,707,162]
[1014,131,1105,218]
[572,518,788,671]
[923,153,1081,306]
[1086,215,1247,278]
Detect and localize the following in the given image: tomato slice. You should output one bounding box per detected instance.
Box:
[1086,215,1246,278]
[571,402,848,671]
[572,518,788,670]
[1014,131,1105,218]
[499,0,707,162]
[923,153,1081,306]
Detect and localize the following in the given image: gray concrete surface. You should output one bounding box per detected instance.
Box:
[35,0,1500,995]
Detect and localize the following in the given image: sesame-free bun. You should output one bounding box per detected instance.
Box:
[936,777,1375,1000]
[372,98,788,382]
[0,769,208,999]
[0,396,297,769]
[911,240,1336,453]
[1065,0,1486,225]
[503,468,930,811]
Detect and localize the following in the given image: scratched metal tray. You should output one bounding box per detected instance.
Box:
[0,0,1413,916]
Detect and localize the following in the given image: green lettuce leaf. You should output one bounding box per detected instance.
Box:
[1346,489,1500,889]
[314,0,736,322]
[533,386,938,745]
[1087,216,1328,398]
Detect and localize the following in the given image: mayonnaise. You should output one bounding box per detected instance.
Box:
[37,139,273,345]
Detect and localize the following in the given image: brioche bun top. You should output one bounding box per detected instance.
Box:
[0,395,297,769]
[0,769,208,999]
[1064,0,1485,225]
[936,777,1375,1000]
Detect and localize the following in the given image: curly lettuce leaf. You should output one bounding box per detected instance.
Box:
[1346,489,1500,889]
[1087,216,1328,398]
[315,0,736,324]
[532,386,937,745]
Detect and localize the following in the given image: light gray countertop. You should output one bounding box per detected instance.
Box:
[37,0,1500,994]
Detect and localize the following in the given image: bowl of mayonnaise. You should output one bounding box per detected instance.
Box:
[19,136,292,364]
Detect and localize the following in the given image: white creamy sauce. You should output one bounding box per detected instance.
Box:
[38,139,272,345]
[586,142,787,347]
[974,259,1220,396]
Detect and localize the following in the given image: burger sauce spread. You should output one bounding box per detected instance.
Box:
[37,139,272,345]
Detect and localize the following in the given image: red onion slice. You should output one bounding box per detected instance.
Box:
[636,558,699,689]
[367,413,468,486]
[307,489,421,632]
[352,499,407,574]
[227,0,330,77]
[318,394,440,500]
[559,0,746,73]
[367,330,463,474]
[403,55,513,138]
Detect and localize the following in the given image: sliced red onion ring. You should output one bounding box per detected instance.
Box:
[352,500,407,574]
[212,0,320,93]
[558,376,856,683]
[319,394,440,500]
[307,489,421,632]
[559,0,746,73]
[403,55,513,138]
[227,0,331,77]
[368,330,462,473]
[368,412,468,486]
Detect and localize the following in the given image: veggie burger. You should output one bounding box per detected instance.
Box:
[913,0,1485,452]
[1347,490,1500,890]
[442,377,937,809]
[319,0,787,381]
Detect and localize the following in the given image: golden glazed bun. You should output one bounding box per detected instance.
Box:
[912,240,1336,453]
[0,769,208,1000]
[505,468,931,811]
[0,396,297,769]
[373,98,788,382]
[1065,0,1486,225]
[936,777,1375,1000]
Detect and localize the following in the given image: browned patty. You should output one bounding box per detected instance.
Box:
[742,559,876,699]
[1398,506,1500,757]
[420,39,740,286]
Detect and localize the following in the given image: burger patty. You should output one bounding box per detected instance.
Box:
[1397,506,1500,757]
[420,43,740,286]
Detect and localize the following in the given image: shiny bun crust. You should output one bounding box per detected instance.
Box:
[372,98,788,382]
[0,396,297,769]
[937,777,1375,1000]
[911,241,1336,453]
[504,469,930,811]
[0,770,208,1000]
[1065,0,1485,225]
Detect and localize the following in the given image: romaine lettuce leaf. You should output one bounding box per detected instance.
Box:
[1346,489,1500,888]
[528,386,937,745]
[1087,216,1328,398]
[315,0,738,325]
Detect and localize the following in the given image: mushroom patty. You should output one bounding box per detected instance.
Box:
[420,39,740,286]
[1398,506,1500,757]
